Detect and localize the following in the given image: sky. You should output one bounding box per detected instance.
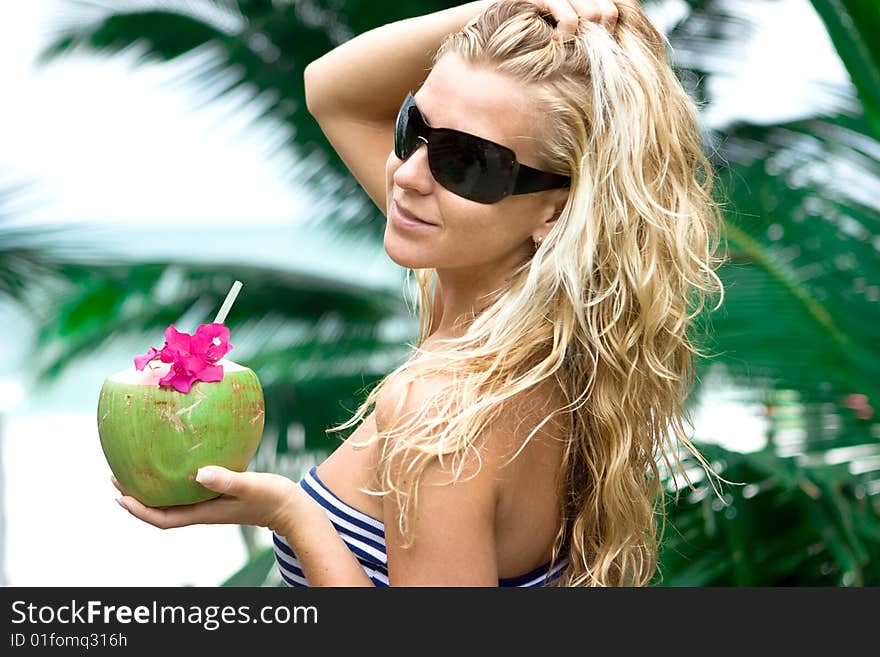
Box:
[0,0,855,586]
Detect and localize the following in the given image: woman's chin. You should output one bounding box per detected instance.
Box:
[386,252,432,269]
[383,239,436,269]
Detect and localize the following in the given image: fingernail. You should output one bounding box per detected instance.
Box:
[115,497,128,510]
[195,467,216,485]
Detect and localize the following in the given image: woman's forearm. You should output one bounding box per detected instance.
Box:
[281,498,376,587]
[303,1,494,122]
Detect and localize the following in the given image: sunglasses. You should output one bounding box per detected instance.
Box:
[393,91,571,204]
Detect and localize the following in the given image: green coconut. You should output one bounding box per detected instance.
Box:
[97,357,265,507]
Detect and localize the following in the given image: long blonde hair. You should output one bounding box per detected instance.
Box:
[328,0,729,586]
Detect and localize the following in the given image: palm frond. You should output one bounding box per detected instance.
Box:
[698,111,880,402]
[0,178,121,312]
[809,0,880,138]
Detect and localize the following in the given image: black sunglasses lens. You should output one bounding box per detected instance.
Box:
[394,97,420,159]
[429,133,515,203]
[394,93,517,203]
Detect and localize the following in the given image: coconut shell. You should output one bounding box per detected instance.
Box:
[97,359,265,507]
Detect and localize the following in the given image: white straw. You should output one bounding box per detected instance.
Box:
[213,280,243,324]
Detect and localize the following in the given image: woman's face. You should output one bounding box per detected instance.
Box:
[384,53,568,272]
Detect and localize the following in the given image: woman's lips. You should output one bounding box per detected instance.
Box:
[390,200,436,229]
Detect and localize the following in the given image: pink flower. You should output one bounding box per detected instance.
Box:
[134,323,233,393]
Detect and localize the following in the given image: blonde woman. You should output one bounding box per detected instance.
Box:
[116,0,728,587]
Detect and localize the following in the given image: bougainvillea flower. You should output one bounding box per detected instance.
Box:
[133,322,234,393]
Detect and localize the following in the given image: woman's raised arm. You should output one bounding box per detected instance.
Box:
[303,1,492,122]
[302,2,492,213]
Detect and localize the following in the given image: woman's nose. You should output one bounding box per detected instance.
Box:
[393,137,433,192]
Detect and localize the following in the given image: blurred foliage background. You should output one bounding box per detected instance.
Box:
[2,0,879,586]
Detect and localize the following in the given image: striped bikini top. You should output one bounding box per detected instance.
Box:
[272,466,569,587]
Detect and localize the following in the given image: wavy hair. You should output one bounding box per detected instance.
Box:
[328,0,729,586]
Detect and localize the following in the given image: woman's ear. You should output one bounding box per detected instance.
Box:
[547,204,565,225]
[539,188,568,228]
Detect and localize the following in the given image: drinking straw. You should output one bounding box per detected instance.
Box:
[213,280,243,324]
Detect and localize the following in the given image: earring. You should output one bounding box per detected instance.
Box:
[533,235,544,249]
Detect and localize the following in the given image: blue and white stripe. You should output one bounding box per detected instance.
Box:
[272,466,568,587]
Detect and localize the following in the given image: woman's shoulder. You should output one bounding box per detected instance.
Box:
[374,357,567,465]
[373,360,454,435]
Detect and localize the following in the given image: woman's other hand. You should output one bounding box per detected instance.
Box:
[112,466,308,535]
[522,0,620,36]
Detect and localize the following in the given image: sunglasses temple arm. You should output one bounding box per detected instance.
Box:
[512,167,572,195]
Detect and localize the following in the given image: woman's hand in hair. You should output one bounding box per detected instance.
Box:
[523,0,620,36]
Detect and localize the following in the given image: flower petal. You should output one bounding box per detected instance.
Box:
[163,324,192,356]
[159,363,197,394]
[180,353,210,375]
[198,363,224,383]
[133,346,161,371]
[158,346,178,363]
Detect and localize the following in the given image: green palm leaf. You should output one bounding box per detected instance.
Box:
[220,545,277,587]
[809,0,880,137]
[699,111,880,401]
[0,178,113,311]
[656,438,880,586]
[665,1,880,585]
